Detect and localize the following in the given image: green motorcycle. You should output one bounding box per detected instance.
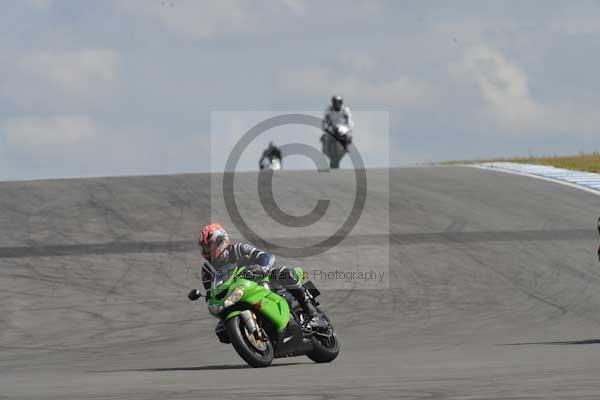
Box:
[201,266,340,367]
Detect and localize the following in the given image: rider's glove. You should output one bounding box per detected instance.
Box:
[188,289,202,301]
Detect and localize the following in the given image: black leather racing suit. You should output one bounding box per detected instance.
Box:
[200,242,319,318]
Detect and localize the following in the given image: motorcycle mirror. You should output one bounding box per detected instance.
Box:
[188,289,205,301]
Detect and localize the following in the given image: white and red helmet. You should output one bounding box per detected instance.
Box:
[199,223,230,263]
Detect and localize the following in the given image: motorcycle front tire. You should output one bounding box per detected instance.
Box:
[226,315,274,368]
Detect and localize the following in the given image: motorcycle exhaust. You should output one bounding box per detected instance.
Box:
[240,310,258,333]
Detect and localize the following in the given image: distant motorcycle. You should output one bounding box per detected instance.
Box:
[259,142,283,171]
[197,265,340,368]
[321,123,352,169]
[260,156,282,171]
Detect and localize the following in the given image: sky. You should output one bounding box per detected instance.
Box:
[1,0,600,180]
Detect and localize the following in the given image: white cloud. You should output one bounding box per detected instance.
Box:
[19,49,118,95]
[547,3,600,36]
[2,116,97,149]
[283,0,307,16]
[339,53,377,73]
[459,45,547,131]
[120,0,255,39]
[549,18,600,35]
[24,0,52,10]
[279,67,433,106]
[452,44,600,135]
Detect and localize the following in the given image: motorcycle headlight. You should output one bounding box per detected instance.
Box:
[224,286,245,308]
[208,303,224,316]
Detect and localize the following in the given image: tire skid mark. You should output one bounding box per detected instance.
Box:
[0,228,593,259]
[460,246,572,320]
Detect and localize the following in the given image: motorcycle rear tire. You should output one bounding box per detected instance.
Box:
[306,312,340,363]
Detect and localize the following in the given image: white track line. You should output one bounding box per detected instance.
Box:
[469,162,600,197]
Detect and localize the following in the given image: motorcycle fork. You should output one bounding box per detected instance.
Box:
[240,310,266,340]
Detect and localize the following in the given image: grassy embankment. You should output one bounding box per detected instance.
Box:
[444,153,600,173]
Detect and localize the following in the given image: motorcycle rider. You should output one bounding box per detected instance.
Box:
[321,95,354,150]
[259,141,282,170]
[188,223,327,330]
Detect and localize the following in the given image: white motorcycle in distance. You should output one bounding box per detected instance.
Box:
[260,157,282,171]
[321,123,352,169]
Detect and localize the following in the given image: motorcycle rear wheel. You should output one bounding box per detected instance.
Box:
[306,312,340,363]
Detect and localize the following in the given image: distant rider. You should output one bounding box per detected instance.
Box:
[188,223,326,330]
[321,95,354,150]
[259,141,282,170]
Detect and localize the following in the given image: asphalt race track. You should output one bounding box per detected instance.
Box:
[2,166,600,399]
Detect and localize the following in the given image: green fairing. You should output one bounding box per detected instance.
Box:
[208,267,291,332]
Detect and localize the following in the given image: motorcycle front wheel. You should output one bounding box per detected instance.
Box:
[226,315,274,368]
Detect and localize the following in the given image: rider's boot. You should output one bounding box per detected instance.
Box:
[288,287,328,331]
